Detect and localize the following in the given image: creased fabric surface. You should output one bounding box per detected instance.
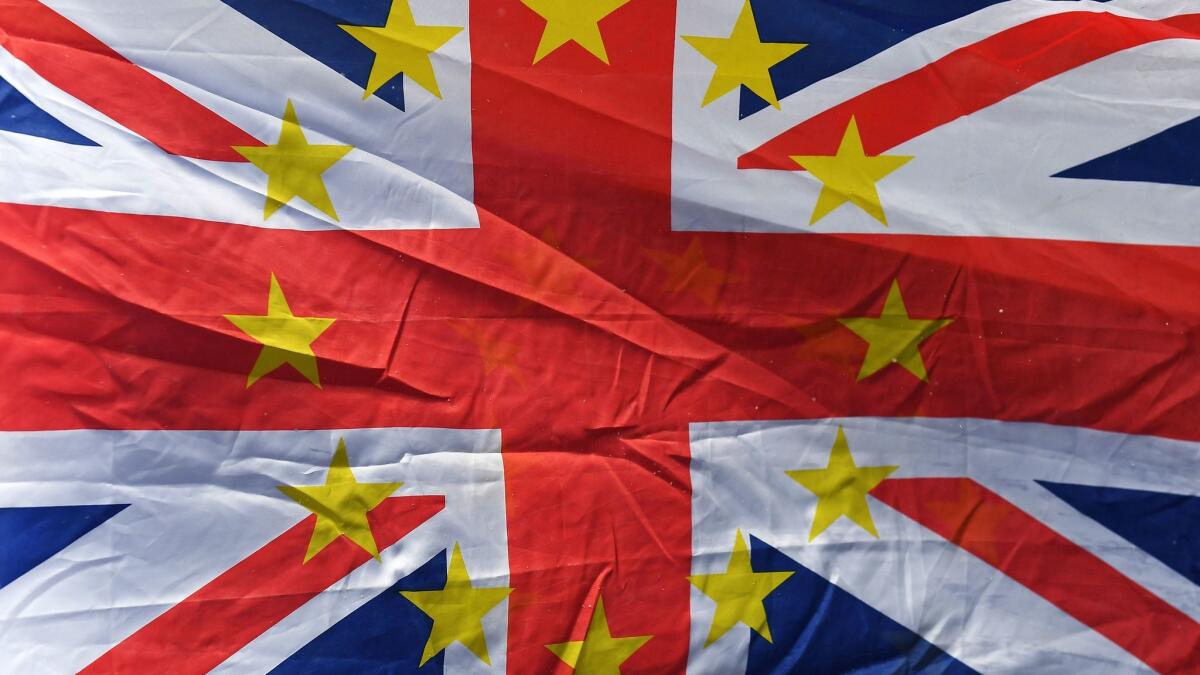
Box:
[0,0,1198,673]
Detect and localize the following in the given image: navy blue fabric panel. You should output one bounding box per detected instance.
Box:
[220,0,405,110]
[738,0,1003,119]
[271,549,447,674]
[1055,116,1200,187]
[0,504,126,588]
[0,76,96,145]
[746,536,976,674]
[1040,481,1200,586]
[740,0,1109,119]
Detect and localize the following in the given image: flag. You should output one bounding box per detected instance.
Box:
[0,0,1197,673]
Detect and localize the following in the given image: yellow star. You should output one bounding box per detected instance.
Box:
[223,274,336,388]
[340,0,462,99]
[520,0,632,64]
[546,597,652,674]
[645,238,739,306]
[682,0,806,108]
[277,438,402,562]
[233,100,353,221]
[401,543,513,665]
[451,321,524,385]
[790,117,912,226]
[838,279,953,381]
[787,426,898,541]
[689,530,793,646]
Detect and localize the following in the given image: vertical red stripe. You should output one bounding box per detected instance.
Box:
[469,0,692,671]
[503,433,692,672]
[873,478,1200,674]
[0,0,260,160]
[82,496,444,674]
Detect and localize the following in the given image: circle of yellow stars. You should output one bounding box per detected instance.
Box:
[222,2,960,668]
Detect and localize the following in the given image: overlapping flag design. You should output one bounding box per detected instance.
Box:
[0,0,1197,673]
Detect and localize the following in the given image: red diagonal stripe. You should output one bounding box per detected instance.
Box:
[873,478,1200,674]
[0,0,261,161]
[740,11,1200,171]
[81,495,444,674]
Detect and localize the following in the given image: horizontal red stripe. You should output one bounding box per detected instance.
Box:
[741,11,1200,170]
[0,0,260,161]
[874,478,1200,673]
[0,201,809,438]
[82,495,444,674]
[6,202,1200,443]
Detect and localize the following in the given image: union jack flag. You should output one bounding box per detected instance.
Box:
[0,0,1197,673]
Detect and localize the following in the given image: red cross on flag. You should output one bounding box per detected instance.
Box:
[1,0,1198,673]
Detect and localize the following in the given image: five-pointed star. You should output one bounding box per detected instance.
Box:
[223,273,336,388]
[546,597,652,674]
[838,279,953,381]
[233,100,353,221]
[401,542,513,665]
[451,321,524,385]
[645,238,739,306]
[790,116,913,226]
[340,0,462,99]
[520,0,632,64]
[682,0,807,109]
[787,426,898,541]
[688,529,793,646]
[277,438,402,562]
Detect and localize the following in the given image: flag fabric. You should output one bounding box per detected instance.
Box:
[0,0,1197,673]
